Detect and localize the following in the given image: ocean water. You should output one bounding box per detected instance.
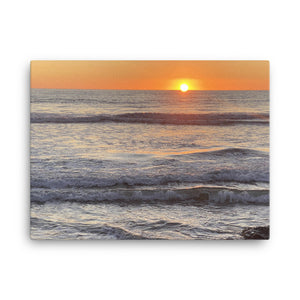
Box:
[30,89,269,240]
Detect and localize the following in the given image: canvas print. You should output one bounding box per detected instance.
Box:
[30,60,269,240]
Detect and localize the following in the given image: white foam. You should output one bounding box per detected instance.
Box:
[31,186,269,205]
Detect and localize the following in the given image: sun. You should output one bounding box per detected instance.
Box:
[180,83,189,92]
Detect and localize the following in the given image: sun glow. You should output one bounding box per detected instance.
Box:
[180,83,189,92]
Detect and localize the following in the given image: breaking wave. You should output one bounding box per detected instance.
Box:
[31,185,269,205]
[31,166,269,190]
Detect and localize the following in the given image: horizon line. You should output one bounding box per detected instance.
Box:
[30,88,270,91]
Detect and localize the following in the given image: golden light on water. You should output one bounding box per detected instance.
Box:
[180,83,189,92]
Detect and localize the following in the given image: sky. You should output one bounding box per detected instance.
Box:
[31,60,269,90]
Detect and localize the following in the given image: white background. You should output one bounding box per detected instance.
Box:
[1,0,300,299]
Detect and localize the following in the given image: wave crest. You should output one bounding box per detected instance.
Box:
[31,112,269,126]
[31,186,269,205]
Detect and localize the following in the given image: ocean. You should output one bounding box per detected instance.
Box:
[30,89,269,239]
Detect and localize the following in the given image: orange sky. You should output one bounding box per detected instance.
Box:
[31,60,269,90]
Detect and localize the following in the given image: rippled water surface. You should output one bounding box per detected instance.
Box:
[31,89,269,239]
